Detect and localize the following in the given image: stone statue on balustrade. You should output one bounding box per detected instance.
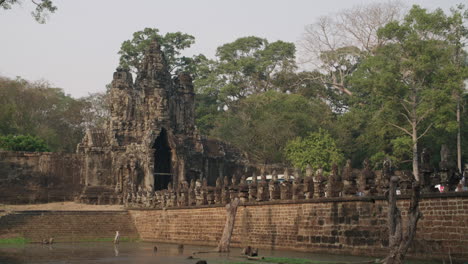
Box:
[326,164,341,197]
[145,189,153,207]
[221,176,230,204]
[420,148,436,192]
[204,178,215,205]
[303,165,314,199]
[269,170,280,200]
[188,179,196,206]
[292,168,304,200]
[248,173,258,201]
[358,159,376,196]
[439,145,461,191]
[177,180,189,206]
[167,183,177,207]
[238,175,249,203]
[280,169,292,200]
[153,191,162,208]
[399,171,414,195]
[257,173,269,201]
[229,175,239,201]
[342,160,357,197]
[195,179,205,205]
[313,168,325,198]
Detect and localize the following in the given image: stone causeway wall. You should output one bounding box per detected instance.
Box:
[0,151,83,204]
[0,211,138,242]
[129,193,468,261]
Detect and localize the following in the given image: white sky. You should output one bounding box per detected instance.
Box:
[0,0,463,98]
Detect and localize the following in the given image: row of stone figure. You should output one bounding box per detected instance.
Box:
[124,161,466,208]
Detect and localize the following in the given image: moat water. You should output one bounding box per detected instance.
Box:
[0,242,438,264]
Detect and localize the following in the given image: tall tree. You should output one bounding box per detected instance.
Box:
[447,4,468,173]
[351,6,464,181]
[118,28,195,73]
[300,1,404,106]
[214,36,296,106]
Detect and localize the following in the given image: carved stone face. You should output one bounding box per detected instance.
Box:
[240,176,246,185]
[252,174,257,183]
[272,171,278,182]
[231,176,237,185]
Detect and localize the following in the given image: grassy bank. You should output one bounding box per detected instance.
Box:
[0,237,30,244]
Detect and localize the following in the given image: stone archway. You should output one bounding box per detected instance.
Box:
[153,128,172,190]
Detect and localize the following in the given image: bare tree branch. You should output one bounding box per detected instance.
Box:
[417,123,433,140]
[399,112,413,127]
[388,122,412,137]
[416,108,432,124]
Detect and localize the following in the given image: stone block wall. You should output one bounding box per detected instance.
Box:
[0,151,83,204]
[0,211,138,242]
[129,193,468,261]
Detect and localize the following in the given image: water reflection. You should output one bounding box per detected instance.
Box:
[113,244,119,257]
[0,242,438,264]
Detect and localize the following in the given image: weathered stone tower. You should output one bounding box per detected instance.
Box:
[77,40,246,203]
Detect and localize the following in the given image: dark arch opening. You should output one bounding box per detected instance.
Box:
[153,128,172,190]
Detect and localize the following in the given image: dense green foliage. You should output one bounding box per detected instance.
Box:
[343,5,468,170]
[193,36,297,108]
[0,77,100,152]
[2,4,467,170]
[118,27,195,73]
[0,134,50,152]
[211,91,333,164]
[285,129,344,172]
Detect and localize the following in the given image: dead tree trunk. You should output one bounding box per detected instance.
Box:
[217,198,240,252]
[382,176,422,264]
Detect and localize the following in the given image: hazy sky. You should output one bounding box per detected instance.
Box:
[0,0,463,98]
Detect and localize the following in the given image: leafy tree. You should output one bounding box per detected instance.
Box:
[0,0,57,23]
[285,128,344,172]
[299,1,404,110]
[447,4,468,173]
[0,134,50,152]
[191,54,224,134]
[350,5,467,181]
[214,36,296,106]
[211,91,333,164]
[118,28,195,73]
[192,36,298,133]
[80,90,111,130]
[0,76,87,152]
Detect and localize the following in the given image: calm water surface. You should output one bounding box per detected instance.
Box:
[0,242,436,264]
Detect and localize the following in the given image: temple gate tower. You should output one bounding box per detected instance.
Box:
[77,40,246,203]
